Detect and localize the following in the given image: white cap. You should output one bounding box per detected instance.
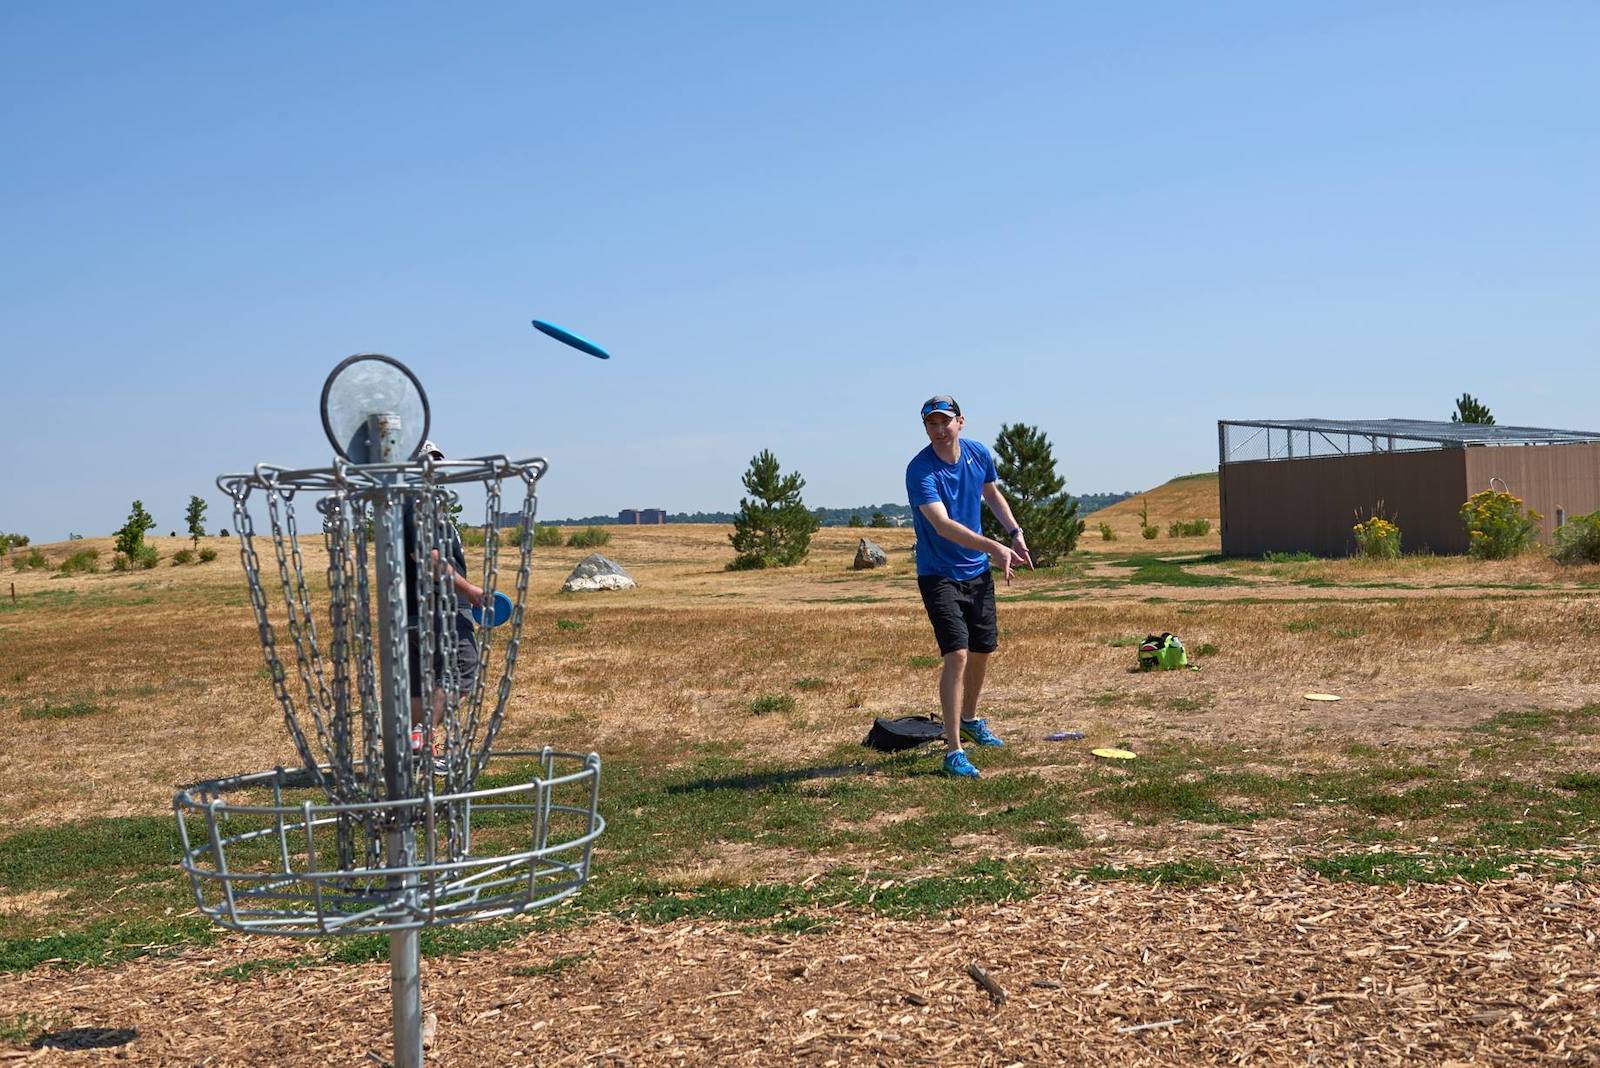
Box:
[420,440,444,459]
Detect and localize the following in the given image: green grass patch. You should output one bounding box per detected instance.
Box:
[907,655,941,668]
[508,952,592,978]
[1555,772,1600,792]
[556,618,586,631]
[0,917,217,973]
[20,699,101,721]
[1081,860,1231,885]
[792,677,826,690]
[749,694,796,716]
[0,1012,72,1045]
[1107,554,1241,587]
[1303,851,1580,885]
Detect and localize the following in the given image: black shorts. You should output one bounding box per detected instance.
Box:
[918,572,998,656]
[407,623,481,698]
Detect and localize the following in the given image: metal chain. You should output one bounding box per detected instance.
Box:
[224,455,545,811]
[228,476,332,799]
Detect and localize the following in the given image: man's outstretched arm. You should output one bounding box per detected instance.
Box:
[917,500,1028,583]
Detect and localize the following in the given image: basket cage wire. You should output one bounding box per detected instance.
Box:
[172,455,604,935]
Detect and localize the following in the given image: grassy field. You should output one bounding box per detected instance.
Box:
[2,500,1598,1063]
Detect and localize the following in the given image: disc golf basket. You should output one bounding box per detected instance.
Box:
[172,354,603,1067]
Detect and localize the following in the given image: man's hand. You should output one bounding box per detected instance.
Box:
[1011,530,1034,571]
[993,543,1028,585]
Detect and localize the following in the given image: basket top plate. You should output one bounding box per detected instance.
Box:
[320,354,430,463]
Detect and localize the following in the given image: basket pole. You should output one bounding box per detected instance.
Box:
[368,412,424,1068]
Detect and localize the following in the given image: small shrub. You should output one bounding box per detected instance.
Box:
[793,677,825,690]
[0,532,30,555]
[13,548,49,571]
[171,548,196,565]
[1462,490,1541,560]
[555,618,585,631]
[566,526,611,549]
[460,526,487,548]
[534,524,565,547]
[198,547,218,563]
[750,693,795,716]
[135,544,159,569]
[1140,525,1159,540]
[58,548,100,574]
[1098,522,1116,541]
[1194,642,1219,657]
[1553,511,1600,565]
[1352,515,1401,560]
[1166,518,1212,538]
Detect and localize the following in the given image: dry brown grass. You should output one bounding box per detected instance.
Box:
[5,521,1600,1063]
[5,524,1600,830]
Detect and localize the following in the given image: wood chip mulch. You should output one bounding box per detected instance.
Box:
[2,869,1595,1066]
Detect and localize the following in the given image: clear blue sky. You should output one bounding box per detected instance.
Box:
[4,3,1597,541]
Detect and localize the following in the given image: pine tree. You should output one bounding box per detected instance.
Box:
[728,450,819,570]
[185,496,208,548]
[1450,393,1495,425]
[981,423,1086,568]
[869,511,891,528]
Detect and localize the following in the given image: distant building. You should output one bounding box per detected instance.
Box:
[1218,418,1600,556]
[618,508,667,525]
[619,509,639,524]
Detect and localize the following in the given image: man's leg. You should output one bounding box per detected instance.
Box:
[957,574,1004,746]
[960,650,989,722]
[939,648,968,753]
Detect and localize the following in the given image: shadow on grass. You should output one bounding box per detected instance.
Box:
[665,755,927,794]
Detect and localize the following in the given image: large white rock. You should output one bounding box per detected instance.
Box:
[560,553,637,593]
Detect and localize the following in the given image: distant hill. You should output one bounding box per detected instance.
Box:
[1086,472,1219,542]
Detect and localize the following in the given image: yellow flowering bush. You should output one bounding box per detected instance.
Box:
[1352,515,1401,559]
[1461,490,1541,560]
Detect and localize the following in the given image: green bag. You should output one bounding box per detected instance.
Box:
[1137,632,1187,671]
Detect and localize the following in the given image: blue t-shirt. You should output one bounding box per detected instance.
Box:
[907,439,998,580]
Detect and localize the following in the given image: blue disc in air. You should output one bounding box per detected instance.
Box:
[532,319,612,360]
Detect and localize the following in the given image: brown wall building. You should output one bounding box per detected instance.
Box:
[1218,419,1600,557]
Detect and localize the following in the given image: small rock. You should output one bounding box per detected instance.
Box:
[853,538,888,570]
[561,553,637,593]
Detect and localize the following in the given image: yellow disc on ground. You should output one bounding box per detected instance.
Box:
[1303,692,1342,702]
[1091,747,1137,760]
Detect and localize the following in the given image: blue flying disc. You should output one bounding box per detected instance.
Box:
[472,590,513,628]
[532,319,611,360]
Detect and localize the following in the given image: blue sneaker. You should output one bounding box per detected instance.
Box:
[960,718,1005,747]
[943,750,980,779]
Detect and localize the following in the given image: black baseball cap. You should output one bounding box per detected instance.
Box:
[920,395,961,419]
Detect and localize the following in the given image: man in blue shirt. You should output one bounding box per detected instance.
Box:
[907,395,1031,779]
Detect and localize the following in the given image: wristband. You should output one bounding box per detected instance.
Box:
[1007,527,1023,540]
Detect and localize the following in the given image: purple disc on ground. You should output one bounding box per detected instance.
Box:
[1046,730,1086,742]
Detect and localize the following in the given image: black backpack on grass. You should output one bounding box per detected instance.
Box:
[862,715,945,752]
